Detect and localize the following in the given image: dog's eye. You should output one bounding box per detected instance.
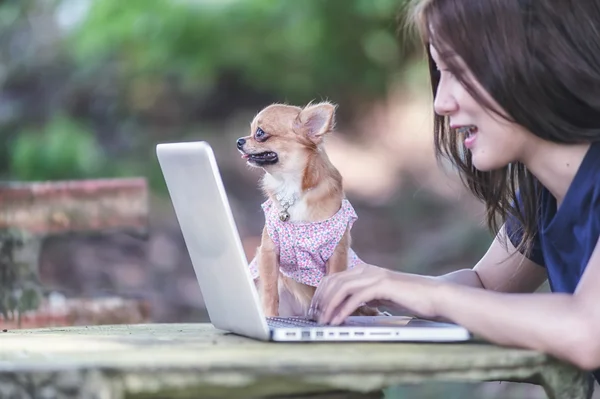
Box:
[255,127,267,140]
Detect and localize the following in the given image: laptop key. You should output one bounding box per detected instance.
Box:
[267,317,322,327]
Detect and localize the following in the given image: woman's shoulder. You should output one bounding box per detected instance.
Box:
[545,141,600,213]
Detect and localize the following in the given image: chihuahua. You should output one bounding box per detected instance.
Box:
[236,101,382,318]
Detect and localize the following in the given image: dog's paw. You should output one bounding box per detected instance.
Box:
[263,304,279,318]
[352,305,382,317]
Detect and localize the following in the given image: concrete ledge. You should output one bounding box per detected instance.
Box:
[0,323,593,399]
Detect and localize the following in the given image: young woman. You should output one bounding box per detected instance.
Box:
[308,0,600,380]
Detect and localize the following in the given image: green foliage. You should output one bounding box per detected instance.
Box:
[69,0,411,104]
[0,0,422,183]
[10,114,104,181]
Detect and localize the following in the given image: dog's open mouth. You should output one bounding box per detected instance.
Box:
[242,151,279,165]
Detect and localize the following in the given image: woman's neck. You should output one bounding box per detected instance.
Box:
[521,140,591,206]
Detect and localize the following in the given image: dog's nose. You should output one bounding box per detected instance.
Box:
[236,138,246,150]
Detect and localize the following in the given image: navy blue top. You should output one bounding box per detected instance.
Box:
[506,141,600,382]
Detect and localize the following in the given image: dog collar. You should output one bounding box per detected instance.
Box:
[274,192,299,222]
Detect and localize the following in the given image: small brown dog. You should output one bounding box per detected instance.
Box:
[236,101,381,318]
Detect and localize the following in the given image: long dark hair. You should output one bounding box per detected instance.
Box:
[404,0,600,255]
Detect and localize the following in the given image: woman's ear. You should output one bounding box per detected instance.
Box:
[293,101,337,143]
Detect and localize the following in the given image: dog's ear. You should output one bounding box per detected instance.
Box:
[293,101,337,142]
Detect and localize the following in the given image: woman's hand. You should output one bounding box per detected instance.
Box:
[308,263,442,325]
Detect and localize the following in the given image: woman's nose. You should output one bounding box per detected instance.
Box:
[433,87,458,116]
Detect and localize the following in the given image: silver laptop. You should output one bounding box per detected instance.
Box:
[156,140,472,342]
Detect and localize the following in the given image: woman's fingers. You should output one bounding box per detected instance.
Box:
[310,267,440,325]
[309,275,334,318]
[310,275,348,320]
[310,266,365,318]
[309,264,389,322]
[316,276,375,323]
[329,287,378,325]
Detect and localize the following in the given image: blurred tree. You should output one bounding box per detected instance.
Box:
[69,0,414,119]
[11,114,103,181]
[0,0,421,184]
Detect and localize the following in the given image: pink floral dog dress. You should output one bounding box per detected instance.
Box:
[248,198,363,287]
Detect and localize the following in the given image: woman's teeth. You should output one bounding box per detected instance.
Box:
[459,125,478,149]
[457,125,478,136]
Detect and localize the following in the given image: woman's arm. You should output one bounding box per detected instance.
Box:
[310,232,600,371]
[436,228,547,293]
[434,269,600,370]
[309,226,544,319]
[429,231,600,368]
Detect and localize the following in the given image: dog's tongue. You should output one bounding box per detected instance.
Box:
[241,153,249,159]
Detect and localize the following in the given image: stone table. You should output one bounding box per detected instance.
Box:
[0,323,594,398]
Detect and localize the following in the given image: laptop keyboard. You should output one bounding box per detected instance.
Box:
[267,313,393,328]
[267,316,321,328]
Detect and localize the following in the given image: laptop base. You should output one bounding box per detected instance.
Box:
[267,316,472,342]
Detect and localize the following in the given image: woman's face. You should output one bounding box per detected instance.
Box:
[429,44,533,171]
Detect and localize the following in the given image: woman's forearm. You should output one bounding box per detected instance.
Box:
[434,282,599,370]
[433,268,485,289]
[386,269,484,319]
